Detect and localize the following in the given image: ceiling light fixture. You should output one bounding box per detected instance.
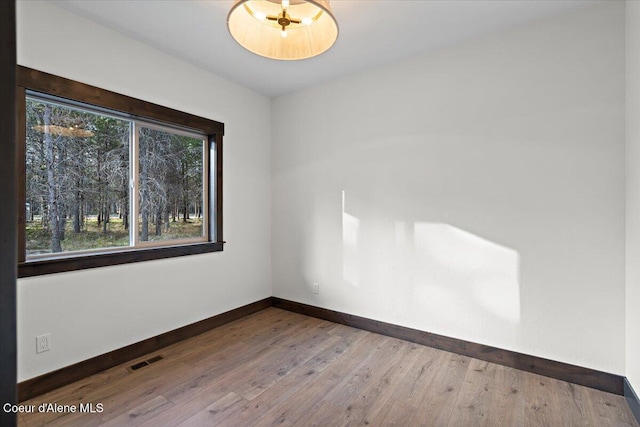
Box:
[227,0,338,60]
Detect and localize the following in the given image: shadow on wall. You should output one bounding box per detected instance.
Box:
[342,190,521,330]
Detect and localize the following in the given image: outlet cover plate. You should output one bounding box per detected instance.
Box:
[36,334,50,353]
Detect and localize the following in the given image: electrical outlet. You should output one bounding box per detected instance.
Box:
[36,334,50,353]
[312,282,319,294]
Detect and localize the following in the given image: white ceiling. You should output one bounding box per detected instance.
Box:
[49,0,601,98]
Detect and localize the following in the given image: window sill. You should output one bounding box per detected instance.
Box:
[18,241,224,278]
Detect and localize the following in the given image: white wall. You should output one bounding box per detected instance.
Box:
[272,2,625,374]
[627,0,640,393]
[16,1,271,381]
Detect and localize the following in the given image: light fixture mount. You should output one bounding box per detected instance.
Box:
[227,0,338,60]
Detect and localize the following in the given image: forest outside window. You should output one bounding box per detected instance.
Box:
[17,67,224,277]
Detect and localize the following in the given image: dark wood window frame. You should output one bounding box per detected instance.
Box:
[17,66,225,278]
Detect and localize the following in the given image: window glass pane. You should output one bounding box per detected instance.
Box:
[138,126,204,242]
[25,97,131,257]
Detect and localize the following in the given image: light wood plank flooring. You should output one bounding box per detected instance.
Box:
[18,308,639,426]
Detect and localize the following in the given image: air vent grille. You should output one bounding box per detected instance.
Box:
[129,355,164,371]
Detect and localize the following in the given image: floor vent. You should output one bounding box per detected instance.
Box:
[129,355,164,371]
[147,355,164,364]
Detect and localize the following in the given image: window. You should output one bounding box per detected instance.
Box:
[17,67,224,277]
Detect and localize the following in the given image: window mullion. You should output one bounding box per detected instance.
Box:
[203,138,210,242]
[130,121,140,248]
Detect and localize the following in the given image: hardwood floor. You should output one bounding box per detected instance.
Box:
[18,308,639,426]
